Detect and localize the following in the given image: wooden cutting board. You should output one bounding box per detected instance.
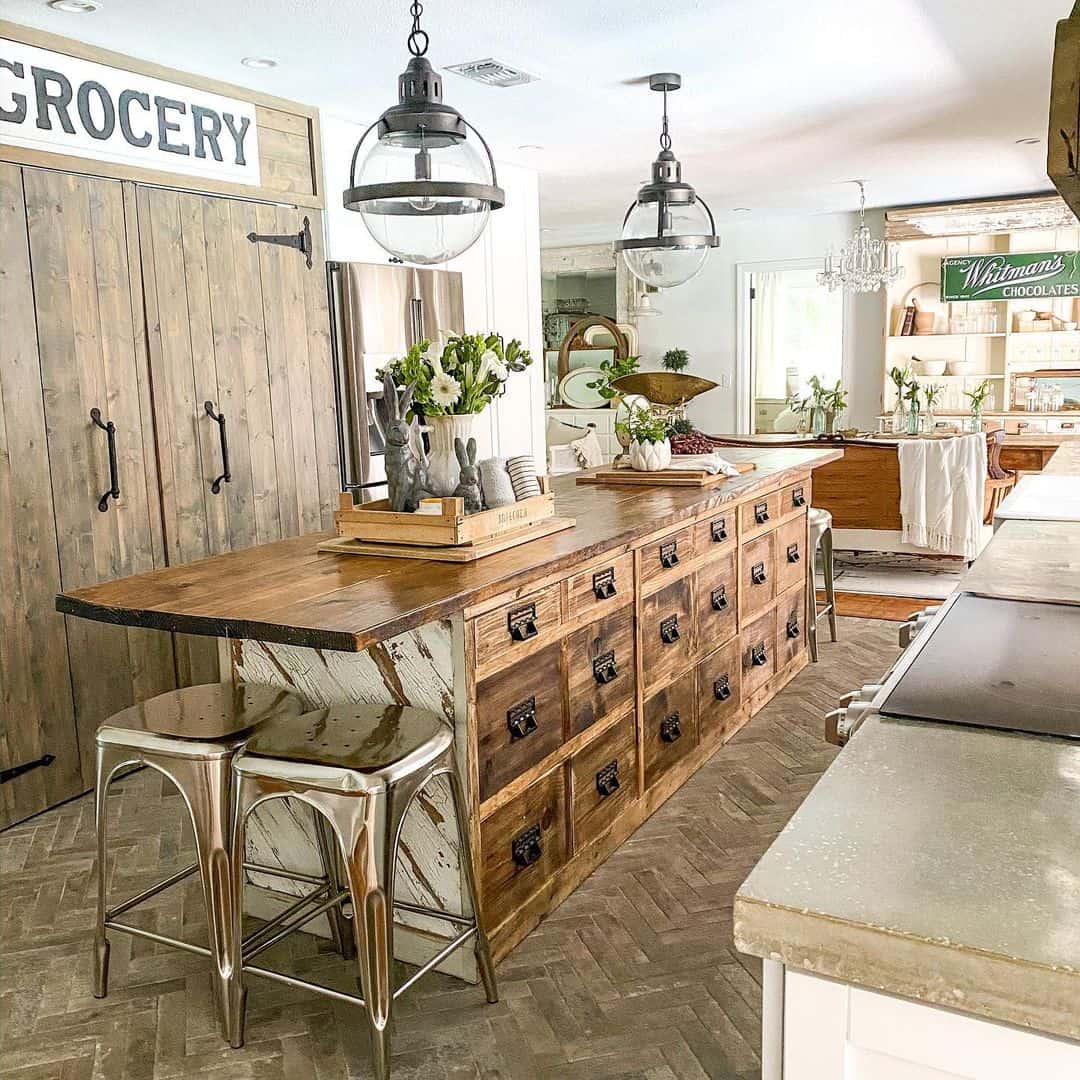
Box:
[576,461,756,488]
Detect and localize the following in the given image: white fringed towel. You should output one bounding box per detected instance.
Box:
[898,434,986,559]
[669,452,742,477]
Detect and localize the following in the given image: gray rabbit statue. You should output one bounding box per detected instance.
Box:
[452,437,483,512]
[382,370,427,512]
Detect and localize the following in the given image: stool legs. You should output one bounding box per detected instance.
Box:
[91,743,127,999]
[821,525,838,643]
[312,815,356,961]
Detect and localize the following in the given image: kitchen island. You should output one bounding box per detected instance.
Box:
[58,446,840,978]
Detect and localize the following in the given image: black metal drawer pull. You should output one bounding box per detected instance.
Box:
[714,675,732,701]
[660,615,680,644]
[660,712,682,743]
[754,501,770,524]
[592,567,617,600]
[787,543,800,563]
[90,408,120,512]
[595,760,620,798]
[787,618,800,639]
[750,643,768,667]
[659,540,680,569]
[204,401,231,494]
[507,602,538,642]
[710,518,728,542]
[751,562,767,586]
[506,697,537,740]
[711,585,728,612]
[792,487,806,507]
[593,650,618,685]
[511,824,542,868]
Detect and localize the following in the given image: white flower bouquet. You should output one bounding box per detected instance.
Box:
[380,333,532,415]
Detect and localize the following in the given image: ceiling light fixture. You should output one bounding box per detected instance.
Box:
[614,73,719,289]
[47,0,101,12]
[733,207,751,213]
[343,0,504,265]
[1015,137,1041,145]
[818,180,902,293]
[241,56,279,69]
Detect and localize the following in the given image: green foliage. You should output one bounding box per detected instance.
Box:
[903,374,922,408]
[625,405,671,445]
[889,365,911,392]
[964,378,993,412]
[669,417,694,436]
[796,375,847,415]
[922,382,944,409]
[586,354,640,400]
[661,347,690,372]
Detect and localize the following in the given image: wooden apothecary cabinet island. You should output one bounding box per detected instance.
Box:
[58,446,841,978]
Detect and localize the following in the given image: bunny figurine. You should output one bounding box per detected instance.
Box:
[452,437,482,512]
[382,370,427,512]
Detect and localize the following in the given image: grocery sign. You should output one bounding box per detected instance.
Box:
[941,251,1080,301]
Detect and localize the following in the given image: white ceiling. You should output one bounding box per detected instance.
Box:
[4,0,1066,237]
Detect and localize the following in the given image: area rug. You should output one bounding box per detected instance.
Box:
[815,551,966,600]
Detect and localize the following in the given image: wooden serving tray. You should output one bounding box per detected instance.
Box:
[576,460,756,488]
[318,516,576,562]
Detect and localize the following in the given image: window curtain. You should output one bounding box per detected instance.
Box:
[752,272,787,400]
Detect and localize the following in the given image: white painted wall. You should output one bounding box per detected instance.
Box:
[320,113,545,467]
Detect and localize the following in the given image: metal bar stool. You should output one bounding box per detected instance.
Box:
[226,702,498,1080]
[807,506,838,662]
[92,682,354,1038]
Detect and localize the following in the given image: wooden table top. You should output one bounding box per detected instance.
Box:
[56,446,841,653]
[711,431,1080,451]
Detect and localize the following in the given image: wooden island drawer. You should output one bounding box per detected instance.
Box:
[776,516,807,596]
[639,526,695,589]
[641,576,694,692]
[776,583,806,670]
[567,606,636,738]
[740,491,780,538]
[643,669,698,789]
[480,767,567,930]
[740,531,776,620]
[696,638,742,742]
[693,509,737,557]
[570,712,637,852]
[741,608,777,697]
[567,552,634,621]
[476,642,565,801]
[473,584,562,672]
[780,478,811,519]
[694,551,738,652]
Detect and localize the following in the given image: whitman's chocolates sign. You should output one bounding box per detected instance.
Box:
[941,251,1080,301]
[0,37,260,185]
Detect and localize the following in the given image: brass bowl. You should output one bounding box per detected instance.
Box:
[610,372,719,406]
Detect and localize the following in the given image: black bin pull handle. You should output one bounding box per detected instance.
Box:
[714,675,732,701]
[660,615,680,645]
[506,698,538,740]
[792,487,806,507]
[595,760,620,798]
[787,618,801,640]
[710,518,728,542]
[592,568,617,601]
[204,401,231,494]
[711,585,728,612]
[660,712,682,743]
[754,501,770,524]
[751,561,767,586]
[508,603,539,642]
[592,650,618,685]
[90,408,120,512]
[750,643,768,667]
[659,540,679,569]
[787,543,801,564]
[511,824,543,869]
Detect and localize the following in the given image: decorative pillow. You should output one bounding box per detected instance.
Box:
[546,415,592,447]
[507,455,542,500]
[570,428,605,469]
[478,458,515,508]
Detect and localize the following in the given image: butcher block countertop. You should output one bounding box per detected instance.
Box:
[56,446,840,652]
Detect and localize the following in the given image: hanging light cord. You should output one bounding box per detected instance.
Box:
[857,180,867,224]
[408,0,429,56]
[659,86,672,152]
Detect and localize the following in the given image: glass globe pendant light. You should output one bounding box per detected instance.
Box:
[615,73,719,289]
[343,1,505,264]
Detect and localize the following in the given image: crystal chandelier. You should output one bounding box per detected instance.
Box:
[818,181,902,293]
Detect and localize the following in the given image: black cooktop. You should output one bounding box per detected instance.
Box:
[880,594,1080,739]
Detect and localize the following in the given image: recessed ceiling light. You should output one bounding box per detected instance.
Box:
[733,207,751,213]
[1015,137,1041,145]
[242,56,279,69]
[517,144,544,152]
[48,0,101,12]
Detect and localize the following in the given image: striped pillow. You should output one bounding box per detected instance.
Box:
[506,455,541,500]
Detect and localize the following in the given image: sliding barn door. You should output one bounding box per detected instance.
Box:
[137,188,338,682]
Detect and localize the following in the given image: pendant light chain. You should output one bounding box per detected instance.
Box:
[659,86,672,152]
[408,0,429,56]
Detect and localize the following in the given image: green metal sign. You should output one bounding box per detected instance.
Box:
[941,250,1080,301]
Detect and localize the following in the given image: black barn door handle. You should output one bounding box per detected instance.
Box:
[204,401,231,494]
[90,408,120,512]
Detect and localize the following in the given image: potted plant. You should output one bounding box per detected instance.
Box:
[903,374,921,435]
[661,347,690,372]
[625,405,672,472]
[921,382,944,433]
[888,365,910,433]
[585,353,640,407]
[380,332,532,496]
[797,376,847,435]
[964,378,993,432]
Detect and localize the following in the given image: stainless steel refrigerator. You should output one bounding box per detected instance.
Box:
[327,262,464,499]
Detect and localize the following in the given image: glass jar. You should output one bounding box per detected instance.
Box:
[891,401,907,434]
[906,405,920,435]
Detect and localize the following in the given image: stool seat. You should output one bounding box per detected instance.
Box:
[808,506,832,540]
[237,704,452,793]
[98,682,302,744]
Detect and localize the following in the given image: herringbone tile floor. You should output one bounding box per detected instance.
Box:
[1,618,899,1080]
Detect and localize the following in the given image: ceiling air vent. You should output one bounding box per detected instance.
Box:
[444,59,537,88]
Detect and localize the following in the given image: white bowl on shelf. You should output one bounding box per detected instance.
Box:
[912,358,948,377]
[946,360,975,376]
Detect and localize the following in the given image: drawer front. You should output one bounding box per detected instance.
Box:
[740,531,776,620]
[694,552,738,653]
[740,491,780,538]
[776,582,806,670]
[741,609,777,697]
[641,576,694,693]
[776,515,807,596]
[693,508,737,558]
[567,606,636,738]
[643,669,698,789]
[639,526,695,589]
[780,478,811,520]
[476,642,565,801]
[480,767,567,930]
[571,712,637,852]
[567,552,634,622]
[696,637,742,742]
[474,584,562,671]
